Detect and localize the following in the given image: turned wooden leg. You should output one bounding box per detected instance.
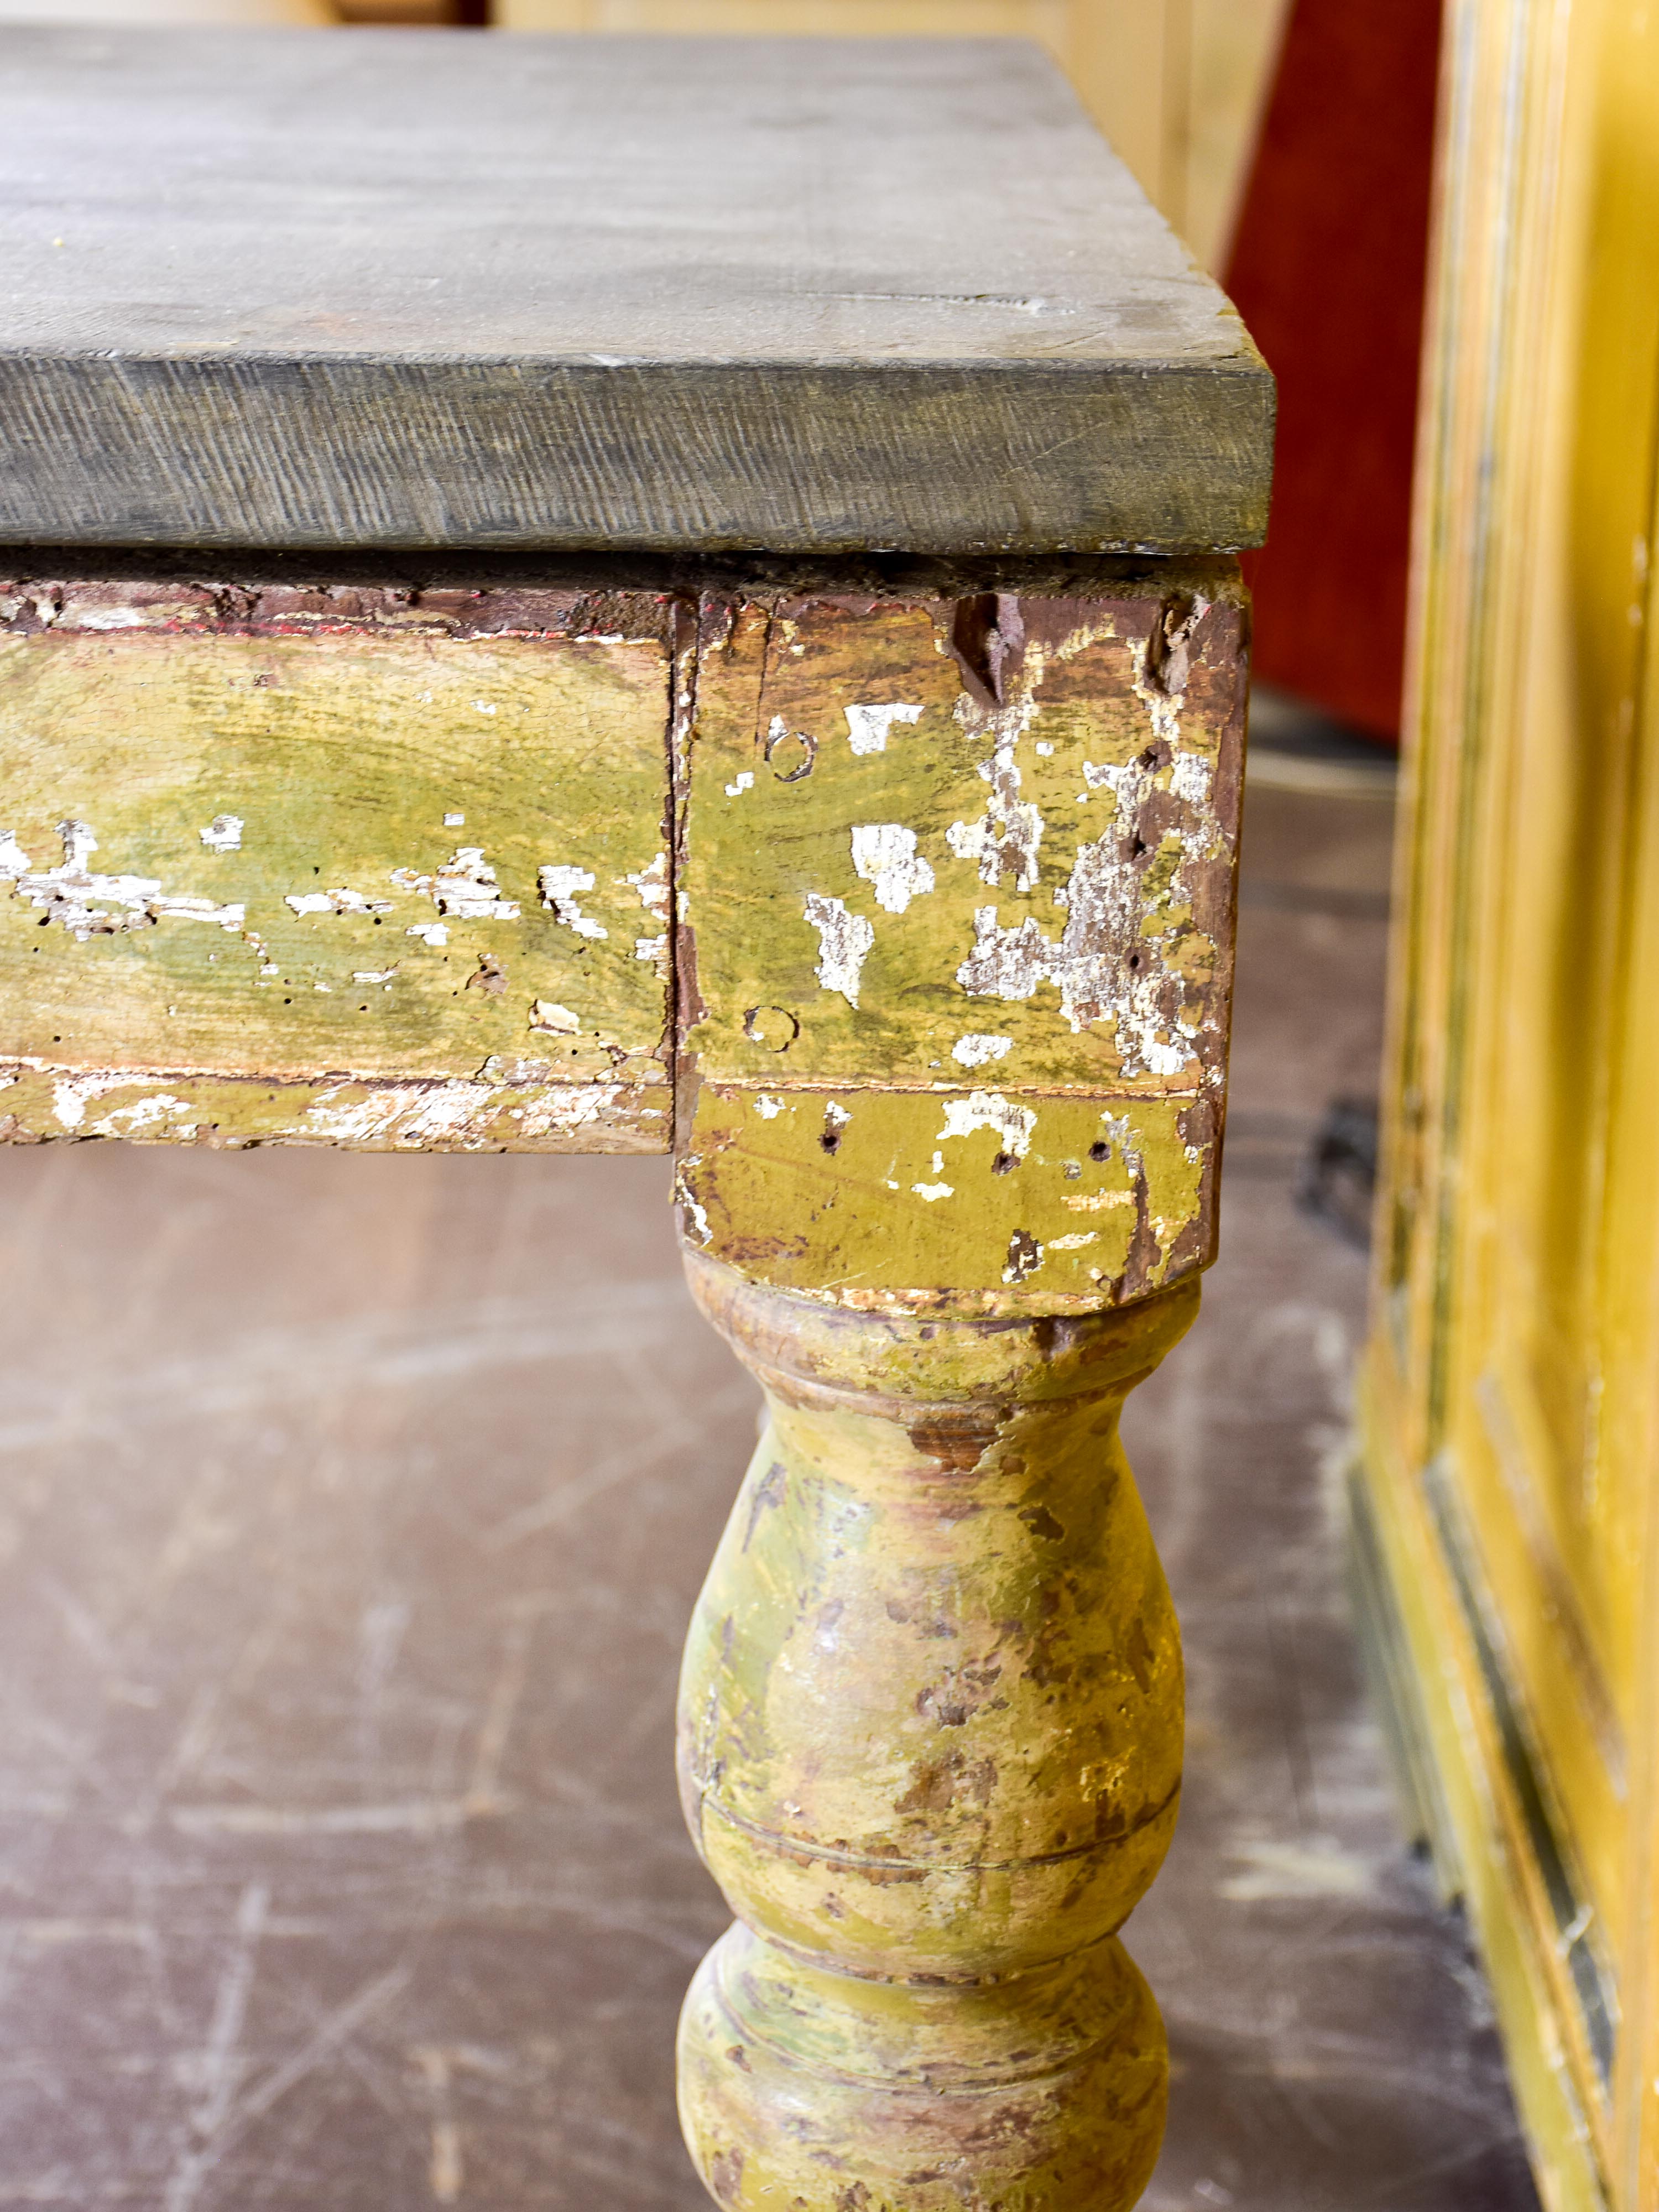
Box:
[669,572,1247,2206]
[675,1247,1196,2211]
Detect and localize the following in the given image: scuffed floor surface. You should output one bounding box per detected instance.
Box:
[0,775,1541,2212]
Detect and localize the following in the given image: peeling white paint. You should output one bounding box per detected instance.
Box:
[623,852,670,926]
[943,602,1221,1082]
[507,1086,631,1141]
[287,888,392,919]
[936,1091,1036,1159]
[911,1181,954,1202]
[1064,1190,1134,1212]
[96,1093,196,1136]
[395,849,520,923]
[1003,1234,1044,1286]
[945,696,1044,893]
[844,702,924,755]
[623,855,670,973]
[71,604,145,632]
[1047,1230,1098,1251]
[957,727,1217,1076]
[850,823,935,914]
[823,1102,851,1133]
[352,968,398,984]
[200,815,243,853]
[48,1073,200,1137]
[52,1073,131,1129]
[724,771,755,797]
[298,1079,628,1147]
[2,821,245,940]
[528,1000,581,1035]
[753,1094,785,1119]
[406,922,449,947]
[536,864,606,939]
[951,1033,1013,1068]
[679,1180,712,1245]
[477,1054,554,1083]
[1171,750,1213,805]
[803,893,873,1007]
[444,812,466,827]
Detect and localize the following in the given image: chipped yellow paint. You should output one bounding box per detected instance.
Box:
[0,583,674,1148]
[1359,1,1659,2203]
[675,1252,1196,2212]
[682,582,1243,1091]
[676,1082,1212,1309]
[0,1062,664,1151]
[676,576,1246,1314]
[669,576,1247,2209]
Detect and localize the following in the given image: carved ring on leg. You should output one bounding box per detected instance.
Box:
[676,1248,1197,2212]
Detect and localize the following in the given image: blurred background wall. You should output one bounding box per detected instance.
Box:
[1224,1,1442,740]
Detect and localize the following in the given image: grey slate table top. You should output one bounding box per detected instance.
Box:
[1,30,1272,555]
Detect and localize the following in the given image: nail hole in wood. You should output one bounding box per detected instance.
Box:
[743,1004,799,1050]
[764,726,817,782]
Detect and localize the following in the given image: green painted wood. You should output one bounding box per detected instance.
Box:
[0,579,674,1149]
[674,1252,1196,2211]
[675,573,1245,1310]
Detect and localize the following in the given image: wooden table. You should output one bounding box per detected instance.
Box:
[0,31,1271,2209]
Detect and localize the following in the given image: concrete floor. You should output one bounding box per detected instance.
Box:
[0,766,1541,2211]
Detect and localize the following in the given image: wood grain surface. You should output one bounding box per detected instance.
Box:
[0,33,1271,554]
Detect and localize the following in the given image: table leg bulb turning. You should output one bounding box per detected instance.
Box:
[675,1249,1197,2211]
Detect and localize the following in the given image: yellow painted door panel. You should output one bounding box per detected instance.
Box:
[1361,1,1659,2205]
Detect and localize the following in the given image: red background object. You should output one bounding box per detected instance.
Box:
[1224,0,1444,740]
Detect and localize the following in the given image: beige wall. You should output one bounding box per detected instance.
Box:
[492,0,1291,269]
[0,0,330,21]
